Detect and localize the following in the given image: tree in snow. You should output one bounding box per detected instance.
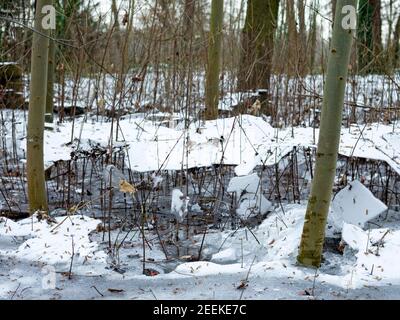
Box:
[237,0,280,92]
[26,0,52,213]
[204,0,224,120]
[46,23,55,125]
[297,0,357,267]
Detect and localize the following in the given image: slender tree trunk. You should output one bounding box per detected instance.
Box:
[393,14,400,68]
[297,0,307,76]
[45,31,55,124]
[111,0,120,31]
[357,0,382,73]
[332,0,337,22]
[286,0,298,76]
[204,0,224,120]
[27,0,51,213]
[308,0,318,73]
[238,0,280,91]
[297,0,357,268]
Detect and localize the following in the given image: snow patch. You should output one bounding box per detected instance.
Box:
[0,215,106,267]
[330,180,387,230]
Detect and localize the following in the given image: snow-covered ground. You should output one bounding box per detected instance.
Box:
[1,93,400,299]
[1,110,398,174]
[1,192,400,300]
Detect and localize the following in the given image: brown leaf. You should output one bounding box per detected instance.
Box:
[119,180,136,194]
[237,280,248,290]
[144,268,160,277]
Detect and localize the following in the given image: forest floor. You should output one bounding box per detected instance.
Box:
[1,74,400,299]
[1,202,400,300]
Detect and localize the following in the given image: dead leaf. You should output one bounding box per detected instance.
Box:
[144,268,160,277]
[179,255,195,261]
[237,280,248,290]
[119,180,136,194]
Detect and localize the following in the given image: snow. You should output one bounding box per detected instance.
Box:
[175,261,243,277]
[227,173,261,195]
[1,203,400,299]
[23,116,400,175]
[211,248,237,264]
[2,108,397,175]
[171,189,189,222]
[228,173,272,218]
[342,223,400,285]
[330,180,388,230]
[234,154,261,176]
[1,85,400,298]
[0,214,106,268]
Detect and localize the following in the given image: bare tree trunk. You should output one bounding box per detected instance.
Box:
[45,30,55,124]
[204,0,224,120]
[394,14,400,67]
[357,0,382,73]
[27,0,51,213]
[297,0,307,76]
[297,0,357,267]
[332,0,337,22]
[308,0,319,73]
[238,0,280,91]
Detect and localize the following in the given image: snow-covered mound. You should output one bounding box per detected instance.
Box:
[227,173,272,218]
[15,114,400,175]
[342,223,400,284]
[330,180,388,230]
[0,214,106,267]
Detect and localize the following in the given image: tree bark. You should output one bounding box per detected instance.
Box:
[297,0,357,268]
[357,0,382,73]
[45,30,55,124]
[297,0,307,76]
[237,0,280,91]
[204,0,224,120]
[27,0,51,213]
[332,0,337,22]
[393,14,400,67]
[286,0,297,76]
[308,0,318,73]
